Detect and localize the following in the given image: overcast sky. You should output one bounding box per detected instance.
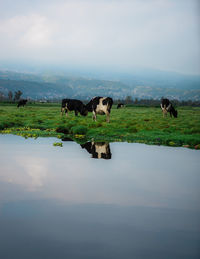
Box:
[0,0,200,75]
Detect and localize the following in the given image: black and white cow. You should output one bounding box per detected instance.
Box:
[86,96,113,122]
[117,103,125,109]
[81,141,111,159]
[17,99,28,108]
[61,99,88,117]
[161,98,178,118]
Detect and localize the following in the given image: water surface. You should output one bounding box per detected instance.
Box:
[0,135,200,259]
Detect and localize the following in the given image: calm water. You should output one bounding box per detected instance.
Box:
[0,134,200,259]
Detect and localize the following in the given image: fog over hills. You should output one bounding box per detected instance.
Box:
[0,68,200,101]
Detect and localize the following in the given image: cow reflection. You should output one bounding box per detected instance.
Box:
[81,142,111,159]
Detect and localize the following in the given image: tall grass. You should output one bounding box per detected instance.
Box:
[0,104,200,148]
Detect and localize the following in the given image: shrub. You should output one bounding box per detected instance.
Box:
[0,121,15,130]
[34,124,47,130]
[71,125,88,135]
[12,119,25,127]
[56,125,70,134]
[37,119,43,124]
[53,142,63,147]
[128,126,138,133]
[169,141,176,146]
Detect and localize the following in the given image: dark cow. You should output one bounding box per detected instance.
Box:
[117,103,125,109]
[86,96,113,122]
[161,98,178,118]
[61,99,88,117]
[17,99,28,108]
[81,141,111,159]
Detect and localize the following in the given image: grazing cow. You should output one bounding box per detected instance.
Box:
[17,99,28,108]
[86,96,113,122]
[61,99,88,117]
[81,141,111,159]
[117,103,125,109]
[161,98,178,118]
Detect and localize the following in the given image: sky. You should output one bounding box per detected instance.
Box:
[0,0,200,75]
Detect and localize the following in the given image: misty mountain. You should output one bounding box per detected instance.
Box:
[0,71,129,100]
[0,69,199,100]
[0,79,74,99]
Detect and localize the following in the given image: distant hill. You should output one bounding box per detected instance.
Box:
[0,79,74,99]
[0,70,199,100]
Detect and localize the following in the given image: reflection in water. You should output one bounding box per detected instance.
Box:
[81,141,112,159]
[0,135,200,259]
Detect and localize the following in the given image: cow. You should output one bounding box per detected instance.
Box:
[161,98,178,118]
[61,99,88,117]
[86,96,113,122]
[81,141,111,159]
[117,103,125,109]
[17,99,28,108]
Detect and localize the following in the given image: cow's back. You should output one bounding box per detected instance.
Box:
[61,98,88,116]
[87,96,113,112]
[86,96,113,122]
[17,99,27,107]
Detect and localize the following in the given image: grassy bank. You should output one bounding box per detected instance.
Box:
[0,103,200,148]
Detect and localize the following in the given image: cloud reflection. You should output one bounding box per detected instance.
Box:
[0,155,48,191]
[16,156,48,189]
[0,135,200,211]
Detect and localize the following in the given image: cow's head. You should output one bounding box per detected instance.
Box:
[161,106,168,116]
[163,108,168,116]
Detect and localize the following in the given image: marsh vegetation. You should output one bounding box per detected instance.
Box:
[0,103,200,148]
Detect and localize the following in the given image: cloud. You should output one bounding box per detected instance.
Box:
[20,15,54,48]
[0,0,199,74]
[0,14,54,48]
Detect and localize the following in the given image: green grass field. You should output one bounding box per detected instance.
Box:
[0,103,200,148]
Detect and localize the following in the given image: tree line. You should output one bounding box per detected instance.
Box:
[115,96,200,107]
[0,90,23,101]
[0,91,200,106]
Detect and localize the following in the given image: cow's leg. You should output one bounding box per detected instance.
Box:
[75,110,78,116]
[61,107,65,116]
[61,106,67,116]
[65,109,69,117]
[161,105,164,117]
[106,111,110,122]
[61,108,63,116]
[92,111,96,121]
